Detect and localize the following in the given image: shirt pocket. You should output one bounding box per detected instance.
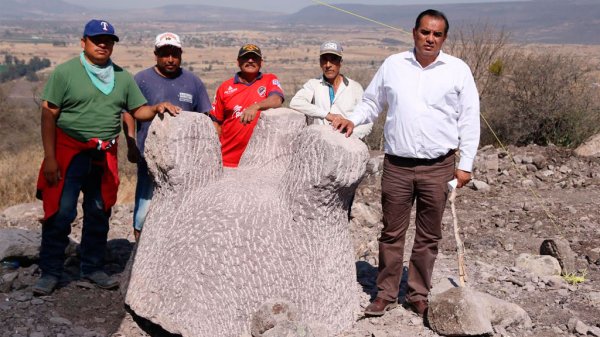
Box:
[427,85,459,113]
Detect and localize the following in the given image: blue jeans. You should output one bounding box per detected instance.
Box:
[133,158,154,231]
[39,150,111,278]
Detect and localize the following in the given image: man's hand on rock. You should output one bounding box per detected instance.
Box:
[331,118,355,138]
[241,104,260,125]
[325,113,343,123]
[155,102,181,117]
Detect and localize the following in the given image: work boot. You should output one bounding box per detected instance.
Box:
[33,275,59,296]
[82,271,119,290]
[404,299,429,317]
[365,297,398,316]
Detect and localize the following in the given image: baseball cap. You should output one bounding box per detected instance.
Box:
[83,19,119,42]
[320,41,343,57]
[155,32,182,49]
[238,44,262,58]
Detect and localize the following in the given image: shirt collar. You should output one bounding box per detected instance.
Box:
[234,72,263,85]
[319,74,349,87]
[407,49,448,68]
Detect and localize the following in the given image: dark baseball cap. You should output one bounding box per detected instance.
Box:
[238,44,262,58]
[83,19,119,42]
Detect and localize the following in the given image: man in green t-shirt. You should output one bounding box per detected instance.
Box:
[33,19,181,296]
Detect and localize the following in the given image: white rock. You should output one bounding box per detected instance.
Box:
[125,110,367,337]
[514,253,562,276]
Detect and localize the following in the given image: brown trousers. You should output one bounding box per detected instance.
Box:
[376,152,455,303]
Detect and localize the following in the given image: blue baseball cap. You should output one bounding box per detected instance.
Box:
[83,19,119,42]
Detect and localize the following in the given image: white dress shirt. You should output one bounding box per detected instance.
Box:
[290,75,373,139]
[349,50,480,171]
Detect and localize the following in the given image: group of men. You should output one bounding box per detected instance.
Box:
[34,9,480,322]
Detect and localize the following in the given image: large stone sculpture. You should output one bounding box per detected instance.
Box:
[124,108,369,337]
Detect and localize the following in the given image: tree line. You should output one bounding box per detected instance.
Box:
[0,54,51,83]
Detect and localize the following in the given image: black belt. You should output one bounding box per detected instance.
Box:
[386,150,456,166]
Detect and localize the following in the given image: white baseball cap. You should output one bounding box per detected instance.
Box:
[155,32,182,49]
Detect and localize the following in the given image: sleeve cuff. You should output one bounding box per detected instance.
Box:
[457,156,475,172]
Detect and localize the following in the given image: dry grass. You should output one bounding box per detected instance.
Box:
[2,26,600,211]
[0,144,43,209]
[0,141,137,210]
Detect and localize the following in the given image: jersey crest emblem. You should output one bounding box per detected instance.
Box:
[257,86,266,97]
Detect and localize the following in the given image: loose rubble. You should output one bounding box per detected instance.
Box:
[0,143,599,336]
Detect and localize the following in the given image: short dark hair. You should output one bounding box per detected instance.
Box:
[415,9,449,35]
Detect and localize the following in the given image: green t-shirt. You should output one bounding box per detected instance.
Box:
[42,57,147,142]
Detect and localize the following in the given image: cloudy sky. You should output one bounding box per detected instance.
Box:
[62,0,525,13]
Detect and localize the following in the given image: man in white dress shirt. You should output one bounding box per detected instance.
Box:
[333,9,480,318]
[290,40,372,140]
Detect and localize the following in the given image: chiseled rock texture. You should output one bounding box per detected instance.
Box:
[124,109,368,337]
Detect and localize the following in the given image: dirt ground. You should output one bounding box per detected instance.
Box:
[1,144,599,337]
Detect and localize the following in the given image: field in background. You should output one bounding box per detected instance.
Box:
[1,25,600,210]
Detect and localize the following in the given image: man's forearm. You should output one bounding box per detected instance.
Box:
[41,106,58,159]
[130,105,157,121]
[122,112,136,138]
[256,94,283,110]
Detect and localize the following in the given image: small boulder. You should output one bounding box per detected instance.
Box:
[0,228,41,261]
[540,238,577,274]
[515,253,561,276]
[251,299,298,337]
[262,321,316,337]
[429,287,531,336]
[574,133,600,157]
[472,180,491,192]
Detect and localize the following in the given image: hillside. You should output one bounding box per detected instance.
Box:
[284,0,600,44]
[1,0,599,43]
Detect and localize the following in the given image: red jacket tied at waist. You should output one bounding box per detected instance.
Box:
[36,128,120,220]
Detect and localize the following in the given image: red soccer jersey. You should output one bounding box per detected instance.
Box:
[210,72,284,167]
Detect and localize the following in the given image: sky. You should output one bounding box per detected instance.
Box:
[62,0,525,14]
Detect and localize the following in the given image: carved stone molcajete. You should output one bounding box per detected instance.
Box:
[124,108,369,337]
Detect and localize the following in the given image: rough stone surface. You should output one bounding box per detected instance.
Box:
[0,228,41,261]
[472,179,491,192]
[574,132,600,157]
[251,299,298,337]
[261,321,316,337]
[589,326,600,337]
[124,109,368,337]
[428,287,493,336]
[429,286,532,336]
[515,253,562,276]
[540,237,577,274]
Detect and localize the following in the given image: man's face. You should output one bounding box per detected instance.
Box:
[80,35,115,66]
[237,53,262,76]
[320,54,342,82]
[155,46,182,77]
[412,15,447,60]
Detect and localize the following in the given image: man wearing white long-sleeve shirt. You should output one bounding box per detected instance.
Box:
[333,9,480,319]
[290,41,372,139]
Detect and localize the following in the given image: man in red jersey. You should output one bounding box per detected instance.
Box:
[210,44,284,167]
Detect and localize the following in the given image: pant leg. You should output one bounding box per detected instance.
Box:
[376,155,416,302]
[133,159,154,231]
[79,151,112,276]
[39,153,89,278]
[406,154,455,302]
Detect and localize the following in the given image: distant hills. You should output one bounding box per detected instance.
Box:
[286,0,600,44]
[0,0,87,18]
[1,0,599,44]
